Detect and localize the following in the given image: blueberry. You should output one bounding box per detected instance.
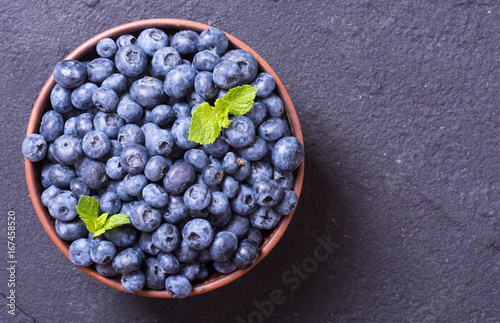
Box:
[117,34,137,48]
[92,87,119,112]
[223,215,250,239]
[194,71,218,99]
[138,231,160,256]
[137,28,168,56]
[96,38,118,58]
[142,183,169,208]
[88,232,105,245]
[182,219,214,250]
[124,173,148,196]
[202,162,224,187]
[152,223,181,253]
[180,262,200,281]
[238,136,267,161]
[230,185,257,216]
[90,241,118,264]
[155,253,179,275]
[257,117,287,142]
[50,84,73,114]
[251,73,276,97]
[192,50,221,71]
[82,130,111,159]
[41,162,55,188]
[116,95,143,123]
[121,269,146,293]
[87,58,115,84]
[163,195,189,224]
[144,155,169,182]
[130,76,166,109]
[163,161,197,196]
[100,191,122,214]
[173,102,192,118]
[274,189,298,215]
[197,248,212,263]
[151,104,175,126]
[173,239,199,263]
[71,82,98,110]
[142,257,168,290]
[164,64,197,99]
[245,227,263,246]
[151,47,182,77]
[112,248,142,275]
[40,110,64,143]
[41,185,61,207]
[249,207,282,230]
[115,45,148,77]
[141,122,159,137]
[79,158,109,189]
[104,225,137,248]
[221,152,238,174]
[52,134,83,165]
[120,143,150,175]
[22,134,48,162]
[183,184,211,211]
[130,200,162,232]
[171,30,199,55]
[93,111,125,139]
[64,117,78,135]
[182,149,208,173]
[232,239,259,269]
[165,275,192,299]
[273,169,294,190]
[222,50,258,85]
[197,28,228,55]
[101,73,129,95]
[209,231,238,263]
[262,93,284,117]
[171,117,197,150]
[272,136,304,172]
[216,88,228,99]
[222,176,239,199]
[115,180,135,201]
[106,156,126,180]
[213,260,237,274]
[48,164,76,189]
[245,100,267,126]
[48,190,78,222]
[75,113,94,138]
[95,262,118,277]
[246,161,273,186]
[117,124,145,147]
[252,179,283,207]
[232,157,252,181]
[55,219,88,242]
[53,60,87,89]
[69,238,93,267]
[145,128,174,157]
[213,60,240,89]
[223,116,255,148]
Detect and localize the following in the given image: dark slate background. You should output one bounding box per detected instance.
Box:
[2,0,500,322]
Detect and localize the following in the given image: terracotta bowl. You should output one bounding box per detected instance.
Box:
[25,18,304,298]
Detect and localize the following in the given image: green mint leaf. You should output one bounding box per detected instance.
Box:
[187,85,258,144]
[92,228,106,238]
[102,213,130,231]
[95,213,109,229]
[225,85,258,116]
[188,102,224,145]
[76,195,100,232]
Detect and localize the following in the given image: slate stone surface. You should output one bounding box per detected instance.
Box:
[2,0,500,322]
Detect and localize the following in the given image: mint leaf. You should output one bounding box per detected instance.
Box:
[76,195,99,232]
[188,85,258,145]
[188,102,224,145]
[76,195,130,238]
[225,85,258,115]
[102,214,130,231]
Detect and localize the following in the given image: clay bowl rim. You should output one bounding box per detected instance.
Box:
[25,18,305,298]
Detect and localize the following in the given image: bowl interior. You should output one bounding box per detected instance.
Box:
[25,18,304,298]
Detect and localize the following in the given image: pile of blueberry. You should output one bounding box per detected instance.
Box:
[22,27,304,298]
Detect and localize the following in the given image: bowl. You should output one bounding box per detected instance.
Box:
[25,18,304,298]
